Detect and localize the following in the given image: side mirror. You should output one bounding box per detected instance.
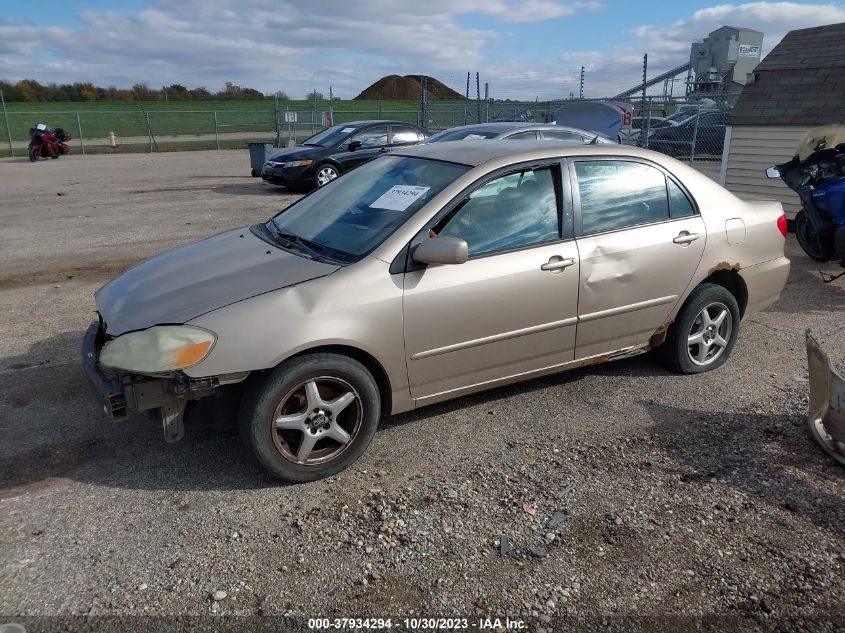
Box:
[348,140,362,152]
[766,166,781,179]
[412,237,468,266]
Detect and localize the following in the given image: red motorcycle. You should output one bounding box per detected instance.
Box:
[28,124,72,161]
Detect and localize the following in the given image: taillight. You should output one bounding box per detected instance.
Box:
[777,213,788,238]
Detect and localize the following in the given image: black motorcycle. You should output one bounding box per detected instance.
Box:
[767,125,845,281]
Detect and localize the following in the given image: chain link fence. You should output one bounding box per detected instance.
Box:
[0,96,733,181]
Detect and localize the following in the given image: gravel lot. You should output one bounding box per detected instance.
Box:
[1,151,843,632]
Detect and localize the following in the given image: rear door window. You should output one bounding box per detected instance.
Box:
[508,131,539,140]
[574,160,670,235]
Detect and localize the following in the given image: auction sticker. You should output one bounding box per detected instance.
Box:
[370,185,430,211]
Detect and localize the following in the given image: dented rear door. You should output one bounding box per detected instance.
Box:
[569,157,706,359]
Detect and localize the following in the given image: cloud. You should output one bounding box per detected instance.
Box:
[546,1,845,98]
[632,1,845,56]
[0,1,843,101]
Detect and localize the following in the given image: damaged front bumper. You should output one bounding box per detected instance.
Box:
[81,321,247,443]
[806,330,845,466]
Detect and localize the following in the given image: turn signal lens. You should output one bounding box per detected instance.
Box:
[777,213,788,238]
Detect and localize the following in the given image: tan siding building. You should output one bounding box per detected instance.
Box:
[722,22,845,219]
[724,126,807,216]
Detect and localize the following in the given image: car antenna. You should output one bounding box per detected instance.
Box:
[589,135,601,144]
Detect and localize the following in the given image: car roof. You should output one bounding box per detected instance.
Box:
[336,120,412,127]
[392,139,665,167]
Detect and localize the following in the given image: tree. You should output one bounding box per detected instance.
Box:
[163,84,191,100]
[132,83,157,100]
[190,86,211,100]
[275,91,289,101]
[305,90,324,101]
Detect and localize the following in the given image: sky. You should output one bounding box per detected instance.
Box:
[1,0,844,100]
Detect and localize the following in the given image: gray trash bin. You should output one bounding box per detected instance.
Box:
[247,142,273,177]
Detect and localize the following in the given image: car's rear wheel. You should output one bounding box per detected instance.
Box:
[656,283,740,374]
[240,353,380,482]
[795,210,829,262]
[314,164,339,188]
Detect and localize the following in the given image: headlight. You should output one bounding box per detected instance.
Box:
[282,159,313,168]
[99,325,216,374]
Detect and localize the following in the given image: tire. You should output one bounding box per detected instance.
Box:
[239,353,380,482]
[313,163,339,188]
[29,146,39,162]
[655,283,740,374]
[795,210,829,262]
[251,168,260,177]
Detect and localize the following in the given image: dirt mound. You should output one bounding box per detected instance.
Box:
[354,75,464,101]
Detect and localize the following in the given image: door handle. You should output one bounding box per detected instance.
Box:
[541,257,576,273]
[673,231,700,245]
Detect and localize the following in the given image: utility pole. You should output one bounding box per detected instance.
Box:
[476,72,481,124]
[641,54,648,103]
[419,76,428,128]
[579,66,585,99]
[329,85,333,101]
[464,72,470,125]
[484,82,489,123]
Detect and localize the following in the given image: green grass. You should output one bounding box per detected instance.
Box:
[0,99,436,143]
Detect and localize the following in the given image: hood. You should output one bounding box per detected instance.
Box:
[95,226,339,335]
[267,145,325,163]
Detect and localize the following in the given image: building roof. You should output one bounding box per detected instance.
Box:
[729,21,845,126]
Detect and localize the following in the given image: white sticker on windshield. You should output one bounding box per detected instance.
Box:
[464,133,487,140]
[341,127,356,133]
[369,185,431,211]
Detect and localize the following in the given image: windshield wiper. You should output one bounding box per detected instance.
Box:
[274,228,325,253]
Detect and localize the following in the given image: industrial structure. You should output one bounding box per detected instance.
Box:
[614,25,763,102]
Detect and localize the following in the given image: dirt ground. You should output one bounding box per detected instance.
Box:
[0,151,843,632]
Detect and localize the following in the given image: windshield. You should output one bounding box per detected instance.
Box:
[665,110,695,124]
[427,128,501,142]
[270,156,470,262]
[302,124,359,147]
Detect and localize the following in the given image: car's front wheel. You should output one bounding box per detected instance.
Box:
[655,283,740,374]
[314,163,340,188]
[240,353,380,482]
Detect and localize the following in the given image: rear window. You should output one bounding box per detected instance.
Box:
[427,129,500,142]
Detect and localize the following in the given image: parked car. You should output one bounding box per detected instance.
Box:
[646,110,727,156]
[83,141,790,482]
[618,116,671,144]
[425,122,615,144]
[261,120,429,190]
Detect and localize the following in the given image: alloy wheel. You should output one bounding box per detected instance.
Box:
[271,376,362,465]
[687,302,732,366]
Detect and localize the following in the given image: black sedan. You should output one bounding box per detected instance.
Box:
[646,110,727,157]
[261,120,429,190]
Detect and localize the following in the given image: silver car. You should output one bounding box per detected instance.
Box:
[83,142,790,482]
[425,122,615,144]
